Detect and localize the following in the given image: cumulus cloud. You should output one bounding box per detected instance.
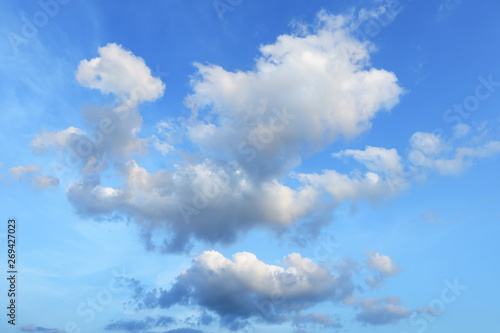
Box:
[76,43,165,108]
[354,297,411,325]
[66,159,319,252]
[333,146,403,174]
[31,127,85,155]
[297,125,500,208]
[27,9,406,252]
[366,251,400,276]
[30,9,499,256]
[131,251,368,329]
[408,130,500,175]
[32,44,165,179]
[185,10,402,180]
[365,251,400,288]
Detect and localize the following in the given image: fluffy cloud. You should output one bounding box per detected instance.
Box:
[298,125,500,206]
[353,297,411,325]
[133,251,353,329]
[29,10,405,251]
[76,43,165,108]
[333,146,403,174]
[129,250,415,330]
[31,10,499,255]
[365,251,401,288]
[32,44,166,175]
[408,129,500,175]
[185,10,402,180]
[366,251,400,276]
[66,159,319,251]
[31,127,85,155]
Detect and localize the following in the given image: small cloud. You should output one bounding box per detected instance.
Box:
[414,211,457,225]
[8,164,41,181]
[7,164,59,190]
[32,175,59,190]
[365,251,401,288]
[104,315,175,332]
[20,324,65,332]
[354,297,411,325]
[437,0,461,21]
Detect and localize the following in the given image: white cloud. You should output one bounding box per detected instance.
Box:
[185,10,403,179]
[409,131,500,175]
[66,160,319,251]
[30,10,406,251]
[366,251,401,276]
[8,164,41,181]
[453,123,470,138]
[8,164,59,190]
[76,43,165,108]
[333,146,402,174]
[365,251,400,288]
[133,251,359,328]
[32,175,59,190]
[297,168,408,203]
[354,297,411,325]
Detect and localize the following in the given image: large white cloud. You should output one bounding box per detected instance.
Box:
[185,10,403,179]
[55,10,406,250]
[132,251,358,329]
[129,250,416,330]
[66,159,319,251]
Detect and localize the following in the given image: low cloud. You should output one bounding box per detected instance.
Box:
[104,315,175,332]
[130,250,408,330]
[8,164,58,190]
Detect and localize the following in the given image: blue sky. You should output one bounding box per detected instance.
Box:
[1,0,500,332]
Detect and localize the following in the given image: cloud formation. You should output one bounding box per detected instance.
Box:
[185,10,402,179]
[40,10,405,252]
[365,251,401,288]
[104,315,175,332]
[8,164,59,189]
[20,325,64,333]
[131,250,410,330]
[353,296,411,325]
[76,43,165,108]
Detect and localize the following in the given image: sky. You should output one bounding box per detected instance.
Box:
[0,0,500,332]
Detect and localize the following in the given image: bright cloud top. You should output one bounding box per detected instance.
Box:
[76,43,165,108]
[131,250,408,330]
